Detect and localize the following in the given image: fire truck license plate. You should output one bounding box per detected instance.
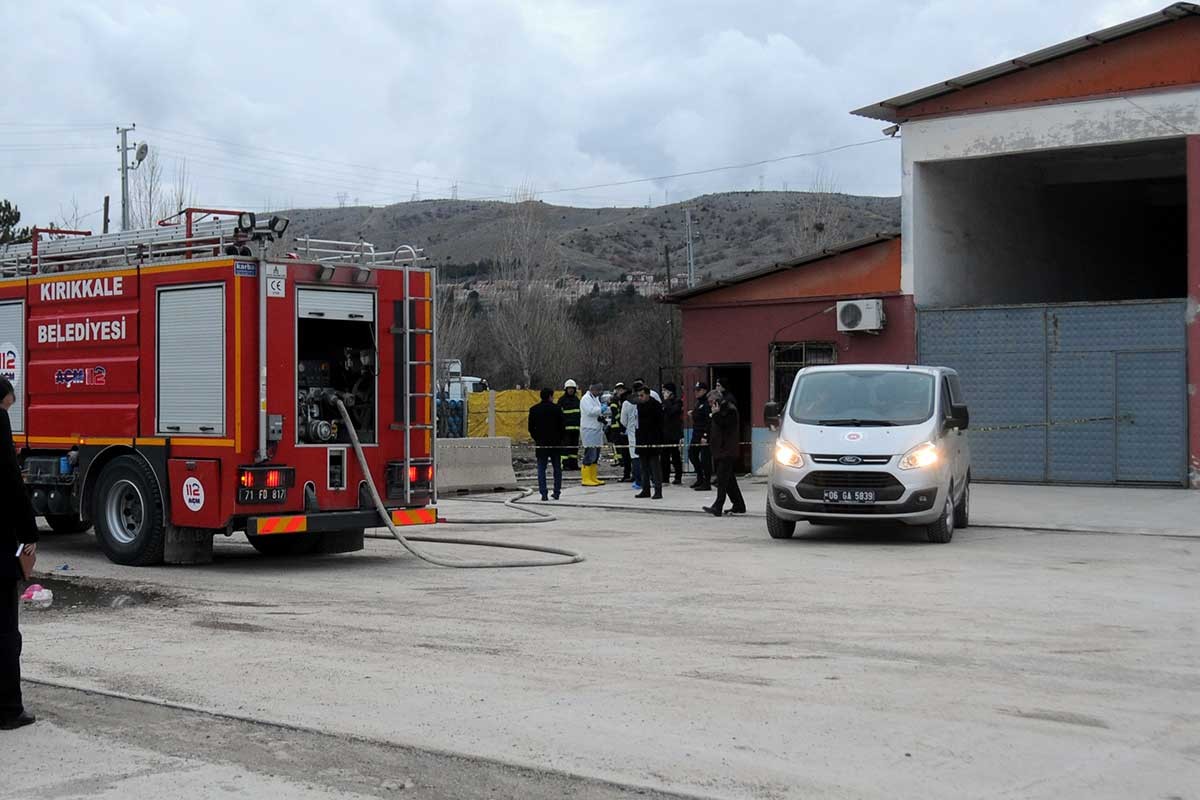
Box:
[238,488,288,504]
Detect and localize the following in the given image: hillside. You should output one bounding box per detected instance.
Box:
[281,191,899,283]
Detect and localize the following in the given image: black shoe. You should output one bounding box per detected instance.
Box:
[541,495,549,502]
[652,489,663,499]
[729,506,747,515]
[0,711,35,730]
[702,505,723,517]
[635,489,651,499]
[692,483,711,492]
[552,493,560,500]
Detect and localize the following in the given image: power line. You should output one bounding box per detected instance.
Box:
[140,125,514,191]
[460,137,895,201]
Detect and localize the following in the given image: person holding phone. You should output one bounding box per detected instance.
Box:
[1,376,38,729]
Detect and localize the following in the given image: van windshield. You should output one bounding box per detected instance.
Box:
[789,370,935,427]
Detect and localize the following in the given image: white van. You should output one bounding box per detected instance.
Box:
[764,365,971,543]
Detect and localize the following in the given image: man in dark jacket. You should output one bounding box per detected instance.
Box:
[660,383,684,485]
[1,377,38,729]
[688,382,713,490]
[529,388,566,501]
[703,389,746,517]
[633,387,664,500]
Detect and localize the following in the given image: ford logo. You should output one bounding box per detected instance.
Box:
[839,456,863,465]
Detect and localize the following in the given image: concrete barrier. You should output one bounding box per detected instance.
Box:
[436,437,518,495]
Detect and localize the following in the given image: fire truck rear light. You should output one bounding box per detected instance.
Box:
[407,466,433,484]
[238,466,295,489]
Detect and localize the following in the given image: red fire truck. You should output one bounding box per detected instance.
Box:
[0,209,437,565]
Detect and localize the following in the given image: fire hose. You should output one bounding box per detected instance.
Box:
[335,399,584,568]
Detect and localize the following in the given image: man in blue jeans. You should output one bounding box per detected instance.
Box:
[527,387,565,501]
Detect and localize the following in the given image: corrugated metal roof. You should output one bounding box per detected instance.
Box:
[659,232,899,304]
[852,3,1200,122]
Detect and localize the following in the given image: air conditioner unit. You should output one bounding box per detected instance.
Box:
[837,299,885,333]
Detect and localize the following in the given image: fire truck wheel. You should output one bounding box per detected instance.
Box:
[246,533,319,556]
[93,455,167,566]
[315,529,365,554]
[45,513,93,535]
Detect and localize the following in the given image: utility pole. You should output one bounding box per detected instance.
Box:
[116,124,136,231]
[102,195,110,234]
[684,208,696,287]
[665,244,676,382]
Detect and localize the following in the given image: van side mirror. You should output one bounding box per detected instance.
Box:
[949,403,970,430]
[764,402,781,430]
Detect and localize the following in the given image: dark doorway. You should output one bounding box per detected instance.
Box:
[708,363,752,473]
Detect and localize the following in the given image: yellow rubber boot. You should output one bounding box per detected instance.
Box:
[590,463,606,486]
[581,464,602,487]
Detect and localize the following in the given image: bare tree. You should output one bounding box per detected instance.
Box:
[130,150,197,228]
[788,168,853,255]
[489,185,578,387]
[55,196,84,234]
[130,147,166,228]
[435,284,476,365]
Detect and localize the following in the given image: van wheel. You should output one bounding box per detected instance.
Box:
[246,534,319,556]
[926,490,955,544]
[953,476,970,529]
[46,513,92,535]
[94,455,167,566]
[766,503,796,540]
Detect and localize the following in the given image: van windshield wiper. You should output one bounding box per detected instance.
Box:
[816,418,897,427]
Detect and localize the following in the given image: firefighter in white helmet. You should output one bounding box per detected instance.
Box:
[557,379,581,471]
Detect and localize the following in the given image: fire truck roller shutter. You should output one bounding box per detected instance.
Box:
[157,285,225,435]
[297,289,375,322]
[0,300,24,431]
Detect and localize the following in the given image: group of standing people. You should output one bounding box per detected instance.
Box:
[528,377,745,515]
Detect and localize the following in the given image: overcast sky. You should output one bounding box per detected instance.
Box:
[1,0,1163,229]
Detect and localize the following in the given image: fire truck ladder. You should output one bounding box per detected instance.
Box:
[0,217,248,277]
[401,257,436,505]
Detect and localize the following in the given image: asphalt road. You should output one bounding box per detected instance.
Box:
[9,494,1200,799]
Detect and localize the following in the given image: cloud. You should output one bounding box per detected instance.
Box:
[0,0,1159,227]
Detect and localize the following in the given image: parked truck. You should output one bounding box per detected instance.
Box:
[0,208,438,565]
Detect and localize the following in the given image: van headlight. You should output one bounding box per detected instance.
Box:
[775,441,805,468]
[898,442,939,470]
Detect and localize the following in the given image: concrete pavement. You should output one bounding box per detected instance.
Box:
[10,496,1200,799]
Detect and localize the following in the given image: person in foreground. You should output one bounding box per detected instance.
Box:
[703,389,746,517]
[1,377,37,729]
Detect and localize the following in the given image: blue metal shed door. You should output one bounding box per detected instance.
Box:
[918,301,1187,486]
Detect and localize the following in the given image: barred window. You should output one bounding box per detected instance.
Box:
[770,342,837,403]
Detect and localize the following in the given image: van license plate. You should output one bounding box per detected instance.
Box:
[823,489,875,503]
[238,488,288,504]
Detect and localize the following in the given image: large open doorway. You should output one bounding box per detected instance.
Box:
[913,138,1190,486]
